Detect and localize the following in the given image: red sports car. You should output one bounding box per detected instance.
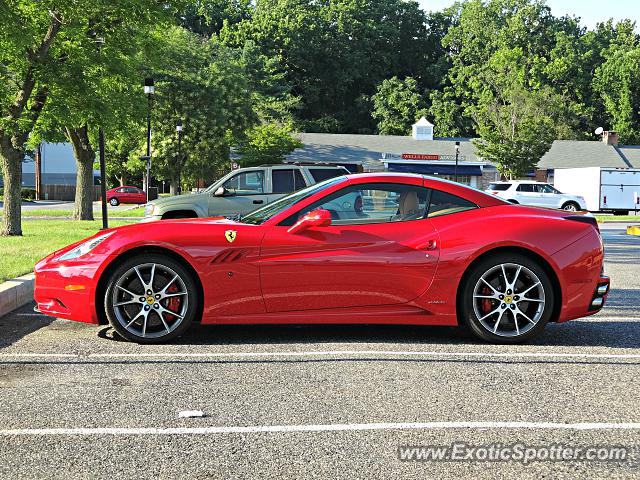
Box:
[34,173,609,344]
[106,186,146,206]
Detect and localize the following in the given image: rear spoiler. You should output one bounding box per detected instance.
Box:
[564,214,599,231]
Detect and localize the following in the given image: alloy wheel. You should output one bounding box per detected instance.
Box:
[472,263,546,338]
[111,262,189,339]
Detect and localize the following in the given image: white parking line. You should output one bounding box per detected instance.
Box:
[1,421,640,436]
[1,350,640,361]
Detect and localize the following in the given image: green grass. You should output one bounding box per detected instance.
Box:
[595,215,640,223]
[16,207,146,218]
[0,219,136,283]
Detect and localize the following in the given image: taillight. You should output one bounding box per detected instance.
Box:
[564,215,599,232]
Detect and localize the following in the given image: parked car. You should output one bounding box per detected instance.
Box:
[486,181,586,211]
[143,164,350,221]
[34,173,609,344]
[106,186,146,206]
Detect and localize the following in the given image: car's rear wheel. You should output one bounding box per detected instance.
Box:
[109,198,119,206]
[460,254,554,343]
[104,254,198,343]
[561,201,580,211]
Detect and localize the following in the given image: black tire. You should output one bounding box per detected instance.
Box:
[613,210,629,216]
[561,201,580,212]
[104,254,198,343]
[109,198,120,206]
[459,253,555,344]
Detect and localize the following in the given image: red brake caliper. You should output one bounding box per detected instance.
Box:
[165,283,180,320]
[481,286,493,314]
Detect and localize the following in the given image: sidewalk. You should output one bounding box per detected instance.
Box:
[0,273,35,318]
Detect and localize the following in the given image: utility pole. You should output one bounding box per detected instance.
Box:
[34,143,42,200]
[144,77,155,203]
[99,128,108,230]
[454,141,460,183]
[176,120,183,195]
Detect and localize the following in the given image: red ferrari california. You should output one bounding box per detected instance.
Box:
[34,173,609,344]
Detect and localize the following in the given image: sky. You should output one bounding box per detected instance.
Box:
[418,0,639,29]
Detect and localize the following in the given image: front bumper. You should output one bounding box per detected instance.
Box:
[33,252,105,325]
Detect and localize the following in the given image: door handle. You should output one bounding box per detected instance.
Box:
[419,239,438,251]
[253,199,264,204]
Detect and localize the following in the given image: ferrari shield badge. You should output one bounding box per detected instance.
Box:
[225,230,237,243]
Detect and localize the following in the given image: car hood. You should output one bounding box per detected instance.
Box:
[149,192,209,207]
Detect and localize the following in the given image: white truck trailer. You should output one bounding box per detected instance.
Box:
[554,167,640,215]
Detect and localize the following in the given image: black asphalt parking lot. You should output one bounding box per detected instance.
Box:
[0,224,639,479]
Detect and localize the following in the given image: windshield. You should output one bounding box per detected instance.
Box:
[239,176,345,225]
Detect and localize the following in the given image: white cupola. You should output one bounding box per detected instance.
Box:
[412,117,434,140]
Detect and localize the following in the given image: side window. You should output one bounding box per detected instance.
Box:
[516,184,534,193]
[272,169,297,194]
[309,168,345,182]
[280,183,429,226]
[427,190,477,218]
[115,188,126,193]
[294,170,306,190]
[222,171,264,195]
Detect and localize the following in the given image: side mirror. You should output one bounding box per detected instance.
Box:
[287,209,332,234]
[214,186,229,197]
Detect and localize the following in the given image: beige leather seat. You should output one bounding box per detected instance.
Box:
[395,191,421,220]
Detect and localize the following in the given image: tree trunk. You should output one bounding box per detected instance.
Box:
[117,175,126,187]
[0,138,24,236]
[169,174,179,196]
[66,126,95,221]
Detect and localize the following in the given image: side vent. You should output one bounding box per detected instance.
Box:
[210,249,244,264]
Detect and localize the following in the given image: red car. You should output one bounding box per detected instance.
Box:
[34,173,609,344]
[106,186,146,206]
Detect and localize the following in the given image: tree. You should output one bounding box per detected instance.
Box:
[0,6,61,235]
[371,77,426,135]
[238,123,302,166]
[430,0,585,139]
[594,40,640,144]
[221,0,440,133]
[473,78,562,179]
[0,1,179,231]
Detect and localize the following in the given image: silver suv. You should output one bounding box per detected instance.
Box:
[486,181,587,211]
[143,164,350,221]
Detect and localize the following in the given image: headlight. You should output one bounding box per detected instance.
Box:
[144,204,155,217]
[56,232,114,261]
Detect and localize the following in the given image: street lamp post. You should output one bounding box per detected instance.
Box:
[94,35,108,230]
[144,77,155,203]
[176,120,183,195]
[454,141,460,183]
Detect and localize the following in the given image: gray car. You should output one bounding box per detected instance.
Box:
[143,164,350,221]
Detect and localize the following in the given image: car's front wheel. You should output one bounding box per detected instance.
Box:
[104,254,198,343]
[460,253,554,343]
[109,198,120,206]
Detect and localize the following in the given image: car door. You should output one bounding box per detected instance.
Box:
[515,184,542,206]
[537,184,560,208]
[208,170,269,217]
[132,188,145,204]
[259,181,440,313]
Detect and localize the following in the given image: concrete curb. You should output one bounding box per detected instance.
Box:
[0,273,35,318]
